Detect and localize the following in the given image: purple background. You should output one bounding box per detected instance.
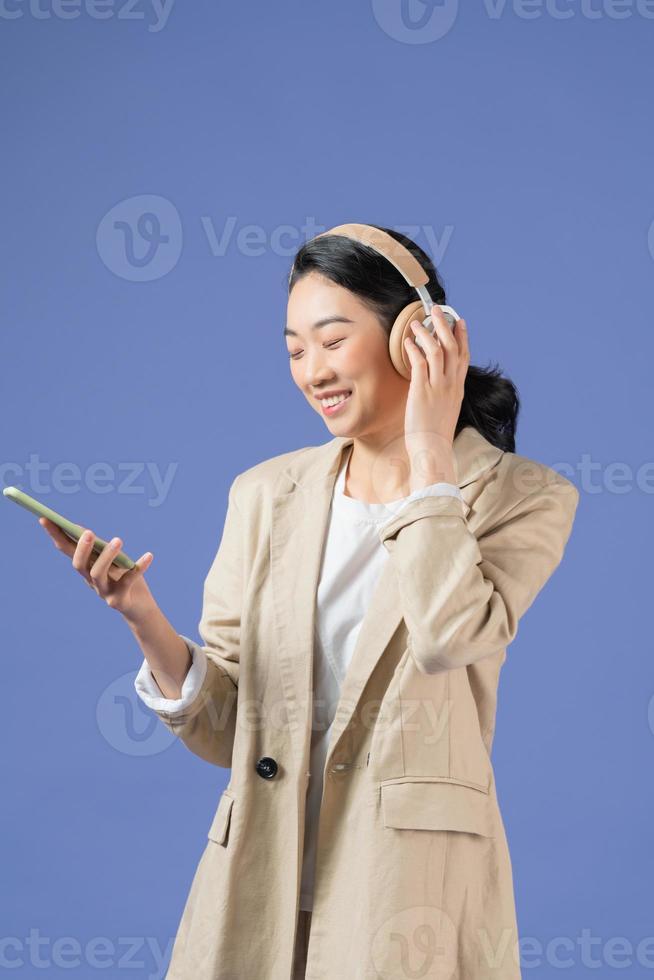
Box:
[1,2,652,976]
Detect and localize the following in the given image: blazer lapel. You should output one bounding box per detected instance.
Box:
[269,426,504,774]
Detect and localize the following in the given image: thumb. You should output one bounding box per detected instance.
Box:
[124,552,154,580]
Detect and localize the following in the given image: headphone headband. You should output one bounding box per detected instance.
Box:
[315,223,430,289]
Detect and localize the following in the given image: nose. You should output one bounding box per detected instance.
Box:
[304,347,335,387]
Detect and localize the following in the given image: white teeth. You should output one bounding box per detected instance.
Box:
[323,392,351,407]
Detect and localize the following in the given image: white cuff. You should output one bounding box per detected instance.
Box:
[133,634,208,716]
[405,482,462,503]
[376,481,463,524]
[377,482,462,528]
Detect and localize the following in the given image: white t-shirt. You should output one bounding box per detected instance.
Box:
[134,445,462,912]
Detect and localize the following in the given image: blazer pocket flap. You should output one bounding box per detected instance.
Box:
[381,779,494,838]
[208,791,234,846]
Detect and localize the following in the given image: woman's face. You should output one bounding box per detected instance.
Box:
[285,272,408,437]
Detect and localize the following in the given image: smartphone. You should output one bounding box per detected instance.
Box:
[3,486,137,570]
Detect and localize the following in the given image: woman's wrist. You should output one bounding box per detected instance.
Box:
[124,601,193,697]
[122,596,162,633]
[409,456,457,491]
[406,434,457,491]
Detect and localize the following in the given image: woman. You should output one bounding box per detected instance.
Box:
[39,224,579,979]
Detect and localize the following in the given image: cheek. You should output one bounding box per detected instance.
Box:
[289,360,303,386]
[342,341,374,376]
[349,339,392,385]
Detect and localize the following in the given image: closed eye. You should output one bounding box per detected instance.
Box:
[289,339,345,360]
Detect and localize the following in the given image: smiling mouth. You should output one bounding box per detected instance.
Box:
[320,391,352,415]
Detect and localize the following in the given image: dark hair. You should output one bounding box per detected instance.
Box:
[287,225,519,453]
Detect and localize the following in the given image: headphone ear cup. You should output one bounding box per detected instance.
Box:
[388,300,424,380]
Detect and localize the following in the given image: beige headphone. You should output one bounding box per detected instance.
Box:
[314,223,460,381]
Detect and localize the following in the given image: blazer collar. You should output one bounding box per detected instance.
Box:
[269,425,504,781]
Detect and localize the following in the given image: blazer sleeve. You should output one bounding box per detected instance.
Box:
[134,638,209,712]
[136,475,244,767]
[377,473,580,673]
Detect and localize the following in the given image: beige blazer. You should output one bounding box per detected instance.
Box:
[152,424,579,980]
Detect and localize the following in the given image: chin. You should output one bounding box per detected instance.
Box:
[325,415,362,438]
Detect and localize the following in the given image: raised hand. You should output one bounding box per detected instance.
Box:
[402,305,470,491]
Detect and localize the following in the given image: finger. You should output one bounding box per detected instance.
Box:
[430,306,457,352]
[39,517,78,558]
[429,309,459,382]
[111,550,154,585]
[132,551,154,574]
[403,331,429,380]
[409,320,443,382]
[105,552,155,606]
[429,307,458,354]
[408,319,442,352]
[88,536,124,595]
[72,529,102,586]
[455,318,470,370]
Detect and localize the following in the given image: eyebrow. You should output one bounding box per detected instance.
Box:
[283,315,355,338]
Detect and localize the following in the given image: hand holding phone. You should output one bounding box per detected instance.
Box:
[4,486,156,619]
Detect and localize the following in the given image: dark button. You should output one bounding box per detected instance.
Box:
[255,756,278,779]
